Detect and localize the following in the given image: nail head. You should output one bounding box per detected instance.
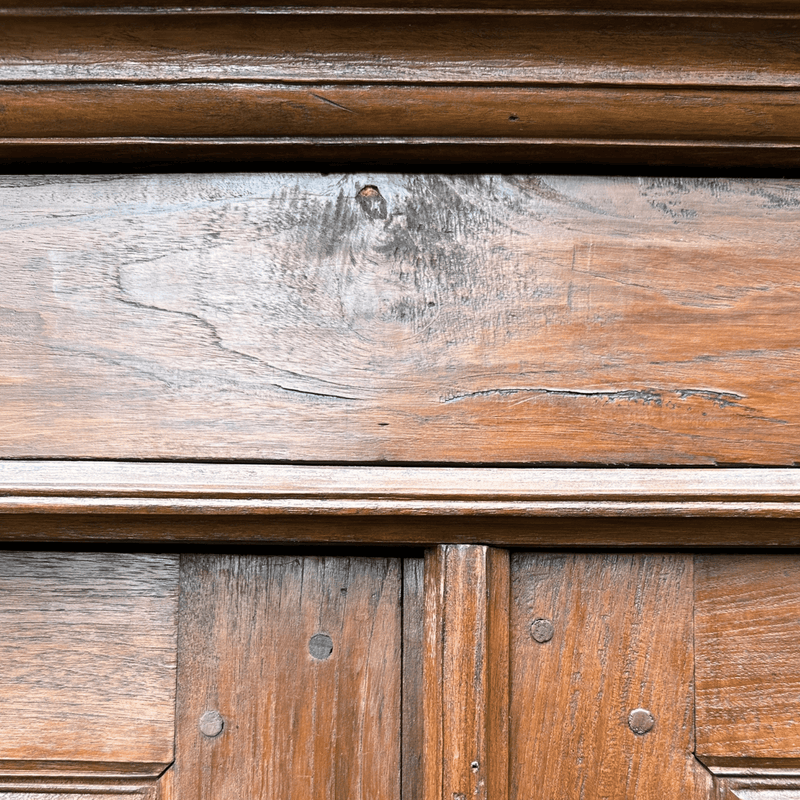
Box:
[628,708,655,735]
[309,632,334,660]
[199,710,225,738]
[530,618,555,643]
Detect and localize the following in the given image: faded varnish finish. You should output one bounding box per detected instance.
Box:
[510,553,711,799]
[175,554,402,800]
[696,556,800,771]
[0,552,178,771]
[423,546,509,800]
[3,174,800,463]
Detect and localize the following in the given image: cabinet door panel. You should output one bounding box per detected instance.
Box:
[0,552,178,772]
[510,553,710,800]
[175,554,402,800]
[696,556,800,774]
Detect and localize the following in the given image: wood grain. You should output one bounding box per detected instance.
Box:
[0,768,167,798]
[402,558,424,800]
[3,16,799,86]
[5,85,800,144]
[717,777,800,799]
[1,13,799,163]
[510,553,711,799]
[174,553,402,800]
[5,513,800,548]
[424,546,509,800]
[696,556,800,771]
[1,1,799,11]
[2,1,799,12]
[3,174,800,463]
[0,552,178,772]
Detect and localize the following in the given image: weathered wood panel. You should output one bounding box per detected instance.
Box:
[5,514,800,548]
[175,554,402,800]
[3,86,800,144]
[3,174,800,463]
[0,552,178,770]
[5,463,800,517]
[510,553,710,799]
[696,556,800,772]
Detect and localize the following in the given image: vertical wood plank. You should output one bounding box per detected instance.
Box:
[510,553,711,800]
[424,545,510,800]
[153,767,174,800]
[403,557,425,800]
[175,554,402,800]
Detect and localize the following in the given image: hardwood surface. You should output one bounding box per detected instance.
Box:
[6,514,800,548]
[0,552,178,774]
[2,1,798,11]
[510,553,711,799]
[7,16,799,86]
[1,12,800,164]
[5,463,800,518]
[4,174,800,464]
[695,556,800,771]
[402,558,424,800]
[423,546,509,800]
[174,554,402,800]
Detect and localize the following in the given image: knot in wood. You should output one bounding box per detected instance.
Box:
[356,185,387,220]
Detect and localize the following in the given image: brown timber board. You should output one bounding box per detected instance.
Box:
[695,556,800,772]
[423,546,509,800]
[510,553,711,799]
[3,1,799,12]
[174,553,402,800]
[3,174,800,463]
[4,86,800,144]
[1,13,800,163]
[0,552,178,771]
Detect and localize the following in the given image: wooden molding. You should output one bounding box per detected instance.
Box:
[713,775,800,799]
[2,10,800,165]
[3,462,800,517]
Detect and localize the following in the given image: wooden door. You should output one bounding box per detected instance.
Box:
[2,545,799,800]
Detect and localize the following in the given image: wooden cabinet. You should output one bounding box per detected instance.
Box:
[2,546,800,799]
[3,4,800,798]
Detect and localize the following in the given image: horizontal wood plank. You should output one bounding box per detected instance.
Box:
[2,85,800,144]
[0,552,178,770]
[2,2,799,12]
[5,140,800,169]
[4,464,800,516]
[3,174,800,463]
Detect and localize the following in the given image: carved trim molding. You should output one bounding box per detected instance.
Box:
[2,9,800,165]
[2,462,800,517]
